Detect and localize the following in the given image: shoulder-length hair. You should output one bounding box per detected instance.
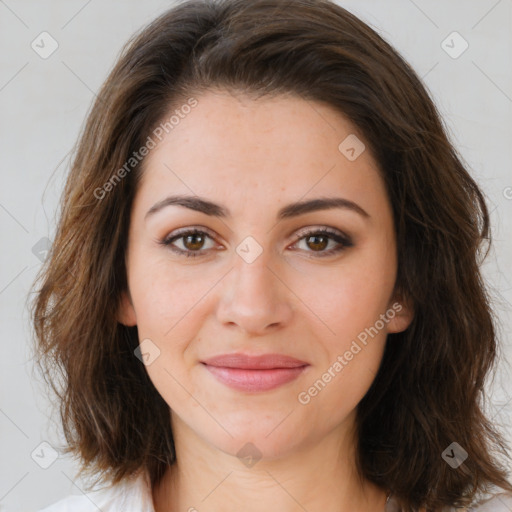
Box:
[30,0,512,509]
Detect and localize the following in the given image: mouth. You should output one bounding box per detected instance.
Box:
[201,353,310,392]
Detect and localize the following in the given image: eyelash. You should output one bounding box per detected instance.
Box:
[158,227,354,259]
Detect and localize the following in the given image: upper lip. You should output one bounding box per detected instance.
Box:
[201,353,309,369]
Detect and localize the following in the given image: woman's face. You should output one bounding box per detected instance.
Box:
[118,89,413,460]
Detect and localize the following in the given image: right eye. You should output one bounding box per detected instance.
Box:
[159,228,220,258]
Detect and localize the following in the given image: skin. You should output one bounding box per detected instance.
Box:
[117,89,414,512]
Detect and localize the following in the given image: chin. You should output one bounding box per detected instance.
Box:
[200,414,309,463]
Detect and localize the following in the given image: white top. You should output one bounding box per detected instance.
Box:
[37,469,512,512]
[37,470,155,512]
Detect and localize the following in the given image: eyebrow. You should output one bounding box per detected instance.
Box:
[144,195,370,221]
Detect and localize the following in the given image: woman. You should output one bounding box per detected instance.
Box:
[31,0,512,510]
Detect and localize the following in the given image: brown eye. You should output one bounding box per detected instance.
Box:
[305,234,329,252]
[160,228,217,258]
[292,228,354,258]
[182,233,206,251]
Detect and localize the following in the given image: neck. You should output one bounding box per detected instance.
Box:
[152,413,388,512]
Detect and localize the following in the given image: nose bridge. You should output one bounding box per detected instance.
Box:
[216,245,293,333]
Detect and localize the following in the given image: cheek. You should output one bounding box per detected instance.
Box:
[317,259,396,341]
[301,286,389,416]
[306,244,395,394]
[315,345,385,419]
[128,251,213,339]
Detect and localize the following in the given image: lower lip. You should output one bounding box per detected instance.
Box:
[202,364,308,392]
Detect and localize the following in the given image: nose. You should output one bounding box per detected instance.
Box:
[216,251,294,336]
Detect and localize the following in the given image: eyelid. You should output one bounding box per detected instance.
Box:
[166,225,218,240]
[291,225,350,242]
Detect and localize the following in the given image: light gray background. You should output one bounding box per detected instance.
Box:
[1,1,511,511]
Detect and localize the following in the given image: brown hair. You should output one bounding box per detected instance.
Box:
[30,0,512,509]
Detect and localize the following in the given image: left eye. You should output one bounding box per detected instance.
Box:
[290,228,353,257]
[159,227,353,258]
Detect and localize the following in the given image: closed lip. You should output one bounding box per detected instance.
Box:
[201,353,309,369]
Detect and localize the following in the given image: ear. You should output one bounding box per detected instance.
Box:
[117,289,137,326]
[385,292,414,334]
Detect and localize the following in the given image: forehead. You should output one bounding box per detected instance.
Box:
[135,89,388,218]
